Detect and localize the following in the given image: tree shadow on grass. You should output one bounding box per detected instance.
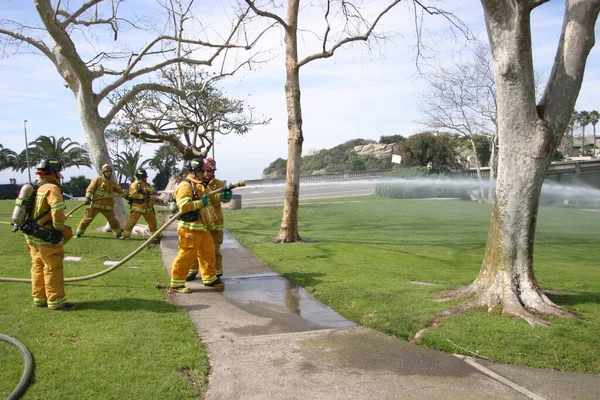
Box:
[281,272,327,287]
[545,290,600,307]
[79,298,180,312]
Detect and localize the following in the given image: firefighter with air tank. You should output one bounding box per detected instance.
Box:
[168,157,232,293]
[186,157,231,281]
[11,157,77,310]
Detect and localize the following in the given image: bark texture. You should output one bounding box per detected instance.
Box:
[276,0,303,243]
[444,0,600,325]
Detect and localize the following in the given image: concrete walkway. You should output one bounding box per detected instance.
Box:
[160,227,600,400]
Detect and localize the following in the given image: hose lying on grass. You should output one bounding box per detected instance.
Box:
[0,209,184,283]
[0,334,33,400]
[0,180,245,283]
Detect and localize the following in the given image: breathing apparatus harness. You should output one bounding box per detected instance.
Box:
[11,180,64,245]
[176,179,201,222]
[124,182,149,207]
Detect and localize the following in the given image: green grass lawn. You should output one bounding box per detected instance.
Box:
[0,200,209,399]
[224,196,600,374]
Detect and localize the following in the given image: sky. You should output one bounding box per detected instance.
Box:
[0,0,599,187]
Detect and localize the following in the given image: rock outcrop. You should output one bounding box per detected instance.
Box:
[353,143,394,158]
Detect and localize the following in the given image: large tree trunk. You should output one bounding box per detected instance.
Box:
[50,38,128,225]
[443,0,600,325]
[77,102,128,224]
[275,0,303,243]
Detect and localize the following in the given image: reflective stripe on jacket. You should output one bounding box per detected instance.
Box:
[86,176,123,210]
[127,180,157,213]
[25,176,66,245]
[175,175,210,232]
[201,178,229,231]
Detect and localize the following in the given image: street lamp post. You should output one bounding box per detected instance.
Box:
[24,120,32,183]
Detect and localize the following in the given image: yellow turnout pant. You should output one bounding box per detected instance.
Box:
[76,207,122,236]
[171,227,217,286]
[122,209,157,238]
[29,243,67,308]
[189,230,224,277]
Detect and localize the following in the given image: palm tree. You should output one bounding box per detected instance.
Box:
[114,149,150,183]
[14,135,92,171]
[589,110,600,158]
[0,144,17,172]
[579,110,591,156]
[149,144,182,189]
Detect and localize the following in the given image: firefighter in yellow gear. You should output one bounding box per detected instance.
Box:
[121,168,159,239]
[169,157,231,293]
[186,157,231,281]
[75,164,124,238]
[26,158,76,310]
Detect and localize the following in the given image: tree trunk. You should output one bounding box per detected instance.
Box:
[444,0,599,325]
[78,102,128,225]
[50,39,128,225]
[469,137,484,201]
[275,0,303,243]
[593,125,597,157]
[488,133,497,201]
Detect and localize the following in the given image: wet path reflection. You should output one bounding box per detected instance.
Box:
[221,274,355,331]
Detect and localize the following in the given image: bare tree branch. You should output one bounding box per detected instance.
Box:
[0,27,53,59]
[538,0,600,134]
[104,83,186,124]
[60,0,104,27]
[96,7,253,102]
[244,0,289,30]
[297,0,401,67]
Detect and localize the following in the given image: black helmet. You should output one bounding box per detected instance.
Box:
[36,157,63,172]
[135,168,148,179]
[186,157,205,172]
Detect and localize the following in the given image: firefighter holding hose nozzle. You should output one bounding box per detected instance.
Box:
[168,157,232,293]
[186,157,231,281]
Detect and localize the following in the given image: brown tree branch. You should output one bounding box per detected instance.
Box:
[244,0,289,31]
[60,0,104,27]
[297,0,401,67]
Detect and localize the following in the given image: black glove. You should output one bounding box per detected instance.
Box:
[85,198,92,205]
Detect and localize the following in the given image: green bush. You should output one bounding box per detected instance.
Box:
[375,167,471,200]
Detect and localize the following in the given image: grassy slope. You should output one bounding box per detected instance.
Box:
[0,200,209,399]
[225,196,600,374]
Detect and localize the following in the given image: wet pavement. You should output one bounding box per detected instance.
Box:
[160,226,600,400]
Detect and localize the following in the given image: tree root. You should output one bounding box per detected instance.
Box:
[268,237,304,243]
[427,283,582,331]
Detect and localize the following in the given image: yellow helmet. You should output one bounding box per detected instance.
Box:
[101,164,113,172]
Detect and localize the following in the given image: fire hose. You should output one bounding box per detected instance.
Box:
[0,181,245,283]
[0,181,245,398]
[0,334,33,400]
